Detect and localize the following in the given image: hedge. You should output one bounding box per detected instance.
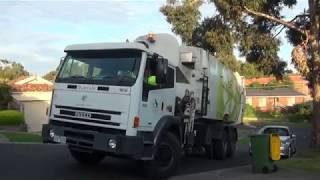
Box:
[244,104,256,117]
[0,110,25,125]
[287,102,312,123]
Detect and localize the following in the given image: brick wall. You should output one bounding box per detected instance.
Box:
[247,96,305,112]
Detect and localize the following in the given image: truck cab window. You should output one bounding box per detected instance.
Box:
[142,58,174,101]
[165,67,174,88]
[176,67,189,83]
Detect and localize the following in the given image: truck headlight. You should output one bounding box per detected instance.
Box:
[49,129,55,138]
[108,139,117,149]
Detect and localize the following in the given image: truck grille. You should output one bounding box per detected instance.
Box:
[50,120,126,135]
[56,105,121,115]
[53,105,121,127]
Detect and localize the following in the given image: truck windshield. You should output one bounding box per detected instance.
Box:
[56,50,141,86]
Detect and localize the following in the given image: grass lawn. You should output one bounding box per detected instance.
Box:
[277,149,320,172]
[0,131,42,143]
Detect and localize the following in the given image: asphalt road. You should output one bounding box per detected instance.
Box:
[0,144,249,180]
[0,126,310,180]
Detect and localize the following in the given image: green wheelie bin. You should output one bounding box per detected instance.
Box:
[250,134,279,173]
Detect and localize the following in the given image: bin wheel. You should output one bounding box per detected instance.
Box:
[273,164,278,172]
[262,166,269,174]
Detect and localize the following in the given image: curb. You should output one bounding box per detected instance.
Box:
[0,134,9,143]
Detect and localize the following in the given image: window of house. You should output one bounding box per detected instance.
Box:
[246,97,252,105]
[288,97,295,106]
[259,97,266,107]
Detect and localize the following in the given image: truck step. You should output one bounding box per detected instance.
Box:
[144,140,154,145]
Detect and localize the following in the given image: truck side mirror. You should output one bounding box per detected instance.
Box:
[60,57,65,65]
[155,58,168,84]
[57,56,65,71]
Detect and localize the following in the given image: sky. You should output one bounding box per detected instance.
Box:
[0,0,308,75]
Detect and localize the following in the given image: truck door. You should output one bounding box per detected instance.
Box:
[139,58,175,131]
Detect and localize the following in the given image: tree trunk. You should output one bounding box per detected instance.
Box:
[312,83,320,147]
[309,0,320,147]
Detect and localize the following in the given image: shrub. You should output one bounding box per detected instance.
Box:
[244,104,256,117]
[0,83,12,109]
[0,110,24,125]
[287,102,312,123]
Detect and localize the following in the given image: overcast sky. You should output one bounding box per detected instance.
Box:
[0,0,307,75]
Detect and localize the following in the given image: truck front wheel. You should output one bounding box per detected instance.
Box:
[144,132,181,180]
[69,148,106,165]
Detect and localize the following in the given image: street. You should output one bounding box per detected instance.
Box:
[0,127,311,180]
[0,144,249,180]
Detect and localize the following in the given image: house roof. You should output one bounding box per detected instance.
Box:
[246,87,306,97]
[8,75,53,92]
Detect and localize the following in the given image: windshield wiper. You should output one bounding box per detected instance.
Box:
[101,75,117,79]
[116,76,134,85]
[68,75,88,79]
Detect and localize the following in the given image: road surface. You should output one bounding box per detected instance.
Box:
[0,127,310,180]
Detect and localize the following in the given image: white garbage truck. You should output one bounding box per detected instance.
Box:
[42,33,245,179]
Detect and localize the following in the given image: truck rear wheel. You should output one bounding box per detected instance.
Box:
[69,148,106,165]
[144,132,181,180]
[205,143,214,159]
[213,139,227,160]
[226,140,236,158]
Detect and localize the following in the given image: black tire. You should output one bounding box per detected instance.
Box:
[283,146,292,159]
[144,132,181,180]
[213,139,227,160]
[69,148,106,165]
[226,140,237,158]
[205,142,214,159]
[262,166,269,174]
[288,146,292,158]
[273,164,278,172]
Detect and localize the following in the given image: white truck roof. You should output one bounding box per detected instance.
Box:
[64,42,149,52]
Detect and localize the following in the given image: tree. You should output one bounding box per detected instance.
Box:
[161,0,240,72]
[0,83,12,109]
[161,0,320,147]
[0,59,29,81]
[43,70,57,81]
[239,62,264,78]
[161,0,286,74]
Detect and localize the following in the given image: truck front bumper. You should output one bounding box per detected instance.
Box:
[42,124,145,159]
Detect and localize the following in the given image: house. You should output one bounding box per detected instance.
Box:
[245,74,311,111]
[8,76,53,132]
[246,87,307,111]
